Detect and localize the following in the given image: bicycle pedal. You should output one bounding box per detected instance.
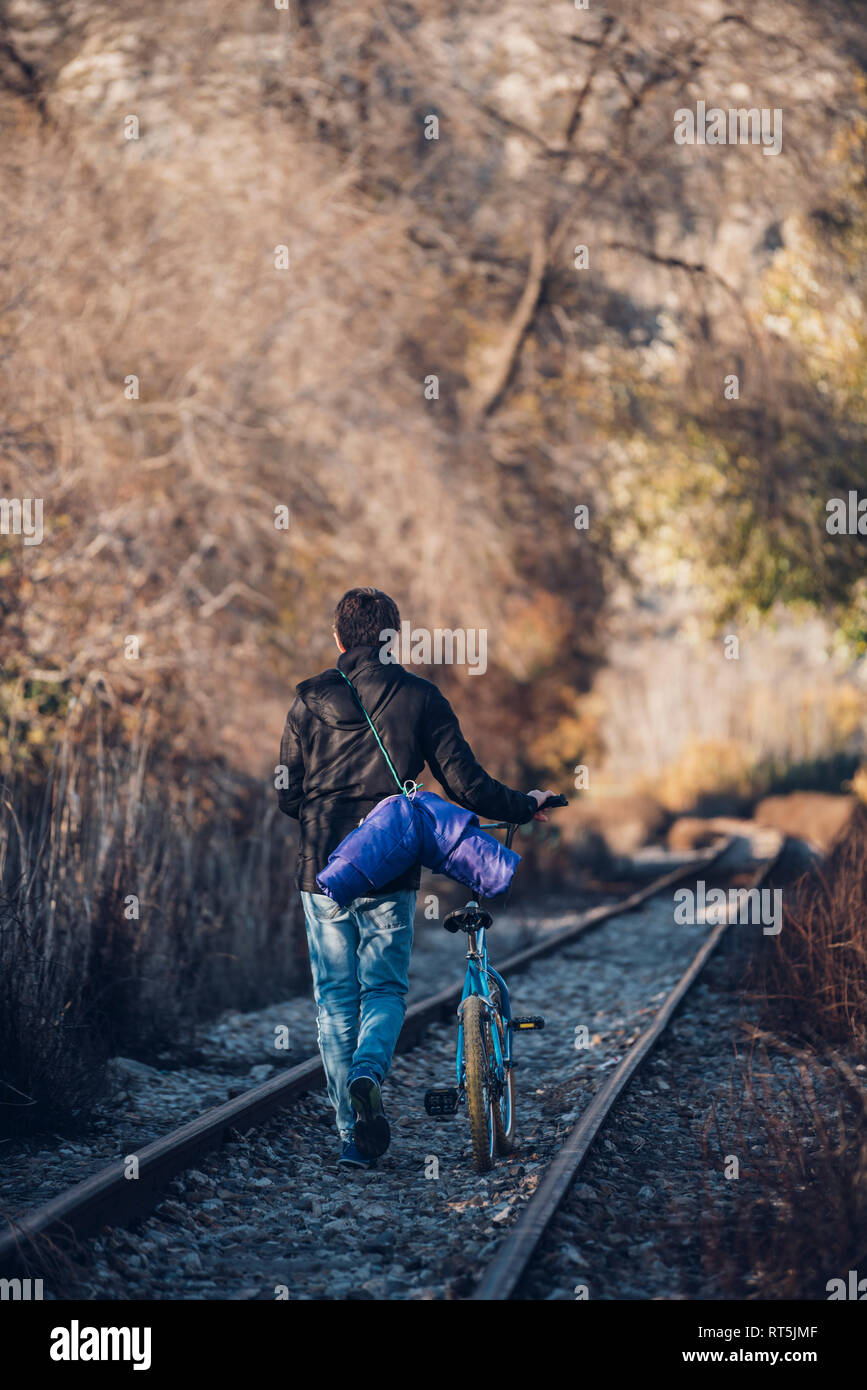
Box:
[424,1087,459,1116]
[510,1015,546,1031]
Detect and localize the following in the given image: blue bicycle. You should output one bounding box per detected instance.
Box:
[424,793,568,1172]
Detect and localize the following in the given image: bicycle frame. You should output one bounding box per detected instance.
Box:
[425,799,562,1163]
[455,820,516,1094]
[455,924,514,1088]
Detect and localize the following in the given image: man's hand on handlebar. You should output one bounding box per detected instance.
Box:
[527,789,568,822]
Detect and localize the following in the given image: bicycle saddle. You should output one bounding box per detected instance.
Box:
[443,902,493,934]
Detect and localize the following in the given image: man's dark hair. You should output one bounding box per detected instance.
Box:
[333,587,400,650]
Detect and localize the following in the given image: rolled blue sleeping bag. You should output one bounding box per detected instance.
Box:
[315,788,521,907]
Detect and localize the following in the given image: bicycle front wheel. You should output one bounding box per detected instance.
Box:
[463,995,495,1173]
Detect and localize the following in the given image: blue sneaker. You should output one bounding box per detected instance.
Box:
[338,1138,376,1169]
[348,1072,390,1158]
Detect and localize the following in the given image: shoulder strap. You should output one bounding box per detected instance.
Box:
[338,668,418,798]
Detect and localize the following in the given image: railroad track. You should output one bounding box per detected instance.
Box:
[0,832,780,1293]
[473,838,782,1300]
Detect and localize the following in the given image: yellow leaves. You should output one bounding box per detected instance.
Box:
[850,764,867,805]
[818,685,867,745]
[654,738,759,812]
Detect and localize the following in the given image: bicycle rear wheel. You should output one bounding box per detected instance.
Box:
[463,995,495,1173]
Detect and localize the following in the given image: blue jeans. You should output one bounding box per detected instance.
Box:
[300,890,416,1139]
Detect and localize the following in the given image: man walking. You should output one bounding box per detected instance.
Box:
[277,587,553,1167]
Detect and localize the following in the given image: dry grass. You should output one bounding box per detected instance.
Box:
[701,813,867,1297]
[747,805,867,1047]
[0,712,305,1137]
[702,1038,867,1298]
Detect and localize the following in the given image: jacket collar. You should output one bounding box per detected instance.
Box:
[337,645,384,679]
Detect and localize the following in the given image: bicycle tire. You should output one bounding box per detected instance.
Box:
[463,995,495,1173]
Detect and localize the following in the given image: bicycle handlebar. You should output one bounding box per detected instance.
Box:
[480,793,569,831]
